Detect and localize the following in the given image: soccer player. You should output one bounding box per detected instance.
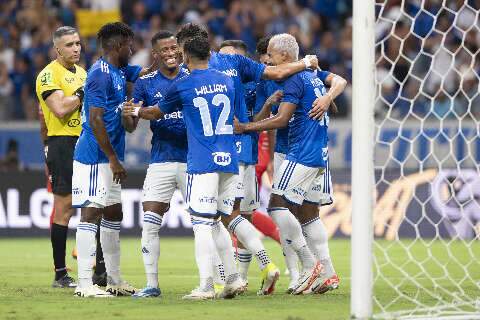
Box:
[72,22,142,298]
[175,23,318,295]
[125,30,189,298]
[235,33,346,295]
[218,39,283,288]
[35,26,108,288]
[124,36,244,300]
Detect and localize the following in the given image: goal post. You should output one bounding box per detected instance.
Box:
[352,0,480,319]
[351,0,376,318]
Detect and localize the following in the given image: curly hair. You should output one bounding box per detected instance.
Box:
[97,22,134,50]
[176,23,208,46]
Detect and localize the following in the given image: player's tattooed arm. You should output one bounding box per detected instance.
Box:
[235,102,296,134]
[254,90,283,122]
[262,55,318,81]
[309,73,347,120]
[121,99,140,132]
[90,107,126,183]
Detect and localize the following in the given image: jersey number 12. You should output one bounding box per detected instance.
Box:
[193,93,233,136]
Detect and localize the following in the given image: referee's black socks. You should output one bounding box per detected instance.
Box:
[51,223,68,280]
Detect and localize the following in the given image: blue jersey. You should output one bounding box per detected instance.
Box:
[159,68,239,175]
[256,70,330,156]
[255,79,288,154]
[74,58,141,164]
[281,69,330,168]
[208,52,265,165]
[244,81,261,164]
[132,67,189,164]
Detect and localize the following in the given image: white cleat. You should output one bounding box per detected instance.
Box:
[292,261,323,295]
[182,287,215,300]
[286,276,300,294]
[220,278,245,299]
[106,281,138,296]
[74,285,114,298]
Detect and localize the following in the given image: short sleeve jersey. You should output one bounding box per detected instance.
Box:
[281,69,331,168]
[208,52,265,165]
[74,58,141,164]
[132,67,189,164]
[35,60,86,136]
[159,68,239,175]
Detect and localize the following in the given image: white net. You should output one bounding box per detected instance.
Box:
[373,0,480,319]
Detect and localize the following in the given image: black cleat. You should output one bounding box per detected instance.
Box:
[92,272,107,287]
[52,274,77,288]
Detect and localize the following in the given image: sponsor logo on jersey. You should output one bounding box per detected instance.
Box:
[68,119,80,127]
[161,110,183,120]
[154,91,163,98]
[212,152,231,166]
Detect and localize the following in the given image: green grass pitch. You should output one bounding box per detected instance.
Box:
[0,237,478,320]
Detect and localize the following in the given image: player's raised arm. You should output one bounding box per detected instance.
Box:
[262,55,318,81]
[309,73,347,120]
[254,88,283,122]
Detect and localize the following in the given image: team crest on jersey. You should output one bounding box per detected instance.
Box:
[236,141,242,153]
[212,152,231,166]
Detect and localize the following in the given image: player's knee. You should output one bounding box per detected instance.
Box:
[103,203,123,222]
[142,201,169,216]
[80,207,102,223]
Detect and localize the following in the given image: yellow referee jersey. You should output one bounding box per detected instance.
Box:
[35,60,86,137]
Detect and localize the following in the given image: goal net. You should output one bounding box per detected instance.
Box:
[371,0,480,319]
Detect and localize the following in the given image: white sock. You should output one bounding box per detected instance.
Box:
[142,211,162,288]
[235,248,252,281]
[302,217,336,276]
[76,222,97,288]
[280,233,300,282]
[213,250,225,285]
[228,215,271,270]
[212,220,239,284]
[191,217,214,291]
[268,207,315,271]
[100,218,122,285]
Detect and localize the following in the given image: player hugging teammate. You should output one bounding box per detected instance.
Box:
[38,21,346,299]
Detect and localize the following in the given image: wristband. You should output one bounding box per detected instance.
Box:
[132,106,141,117]
[302,57,312,69]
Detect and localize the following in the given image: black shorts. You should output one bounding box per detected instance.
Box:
[46,136,78,195]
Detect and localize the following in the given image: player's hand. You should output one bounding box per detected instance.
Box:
[304,55,319,70]
[309,95,332,120]
[266,90,283,106]
[109,157,127,184]
[233,118,245,134]
[122,99,143,117]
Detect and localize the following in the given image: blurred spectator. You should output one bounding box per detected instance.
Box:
[0,139,21,172]
[0,61,14,120]
[1,0,478,122]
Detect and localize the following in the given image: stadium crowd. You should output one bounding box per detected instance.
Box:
[0,0,478,121]
[0,0,352,121]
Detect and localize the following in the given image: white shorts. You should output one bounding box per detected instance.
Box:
[272,159,325,205]
[72,161,121,208]
[142,162,187,203]
[186,172,238,217]
[319,159,333,206]
[236,164,260,213]
[273,152,286,177]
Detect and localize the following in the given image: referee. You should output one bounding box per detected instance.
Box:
[35,26,107,288]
